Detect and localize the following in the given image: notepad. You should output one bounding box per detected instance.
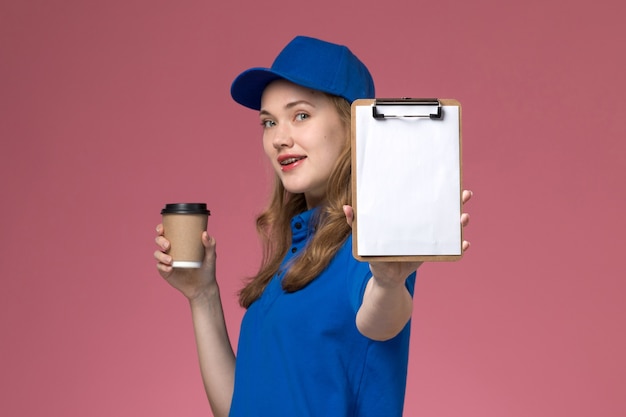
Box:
[351,99,463,262]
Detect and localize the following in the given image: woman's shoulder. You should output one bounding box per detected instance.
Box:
[326,234,372,312]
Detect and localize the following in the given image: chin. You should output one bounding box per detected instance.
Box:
[282,185,308,195]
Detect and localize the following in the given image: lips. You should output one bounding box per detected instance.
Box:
[278,154,306,171]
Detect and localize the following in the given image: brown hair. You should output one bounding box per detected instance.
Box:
[239,95,352,308]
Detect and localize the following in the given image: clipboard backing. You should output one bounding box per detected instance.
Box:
[351,98,463,262]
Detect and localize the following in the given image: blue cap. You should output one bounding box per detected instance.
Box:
[230,36,375,110]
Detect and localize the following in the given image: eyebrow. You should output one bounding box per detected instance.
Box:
[259,100,315,117]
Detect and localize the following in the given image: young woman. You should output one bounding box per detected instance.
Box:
[154,36,471,417]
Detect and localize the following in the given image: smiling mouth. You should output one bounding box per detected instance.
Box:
[280,156,306,166]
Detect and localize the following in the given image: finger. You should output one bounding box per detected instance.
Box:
[155,235,170,252]
[154,250,172,266]
[343,205,354,228]
[462,240,470,252]
[156,223,164,236]
[462,190,473,204]
[461,213,470,227]
[201,232,217,265]
[156,261,173,275]
[201,231,216,248]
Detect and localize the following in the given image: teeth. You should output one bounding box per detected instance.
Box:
[281,157,300,165]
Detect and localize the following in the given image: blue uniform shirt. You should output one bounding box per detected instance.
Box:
[229,209,416,417]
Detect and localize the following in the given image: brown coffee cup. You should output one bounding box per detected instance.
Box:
[161,203,210,268]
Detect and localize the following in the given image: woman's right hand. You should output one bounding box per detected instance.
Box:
[154,224,218,301]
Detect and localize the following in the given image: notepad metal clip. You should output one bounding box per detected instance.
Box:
[372,98,442,120]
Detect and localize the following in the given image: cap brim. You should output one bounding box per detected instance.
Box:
[230,68,285,111]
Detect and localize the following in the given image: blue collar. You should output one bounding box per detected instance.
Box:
[290,208,317,244]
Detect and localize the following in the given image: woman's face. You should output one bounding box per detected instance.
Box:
[259,80,347,208]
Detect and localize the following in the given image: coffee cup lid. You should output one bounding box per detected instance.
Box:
[161,203,210,215]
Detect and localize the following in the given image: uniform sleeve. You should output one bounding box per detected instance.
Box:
[344,235,418,314]
[341,235,371,313]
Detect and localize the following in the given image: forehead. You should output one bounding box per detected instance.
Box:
[260,79,327,109]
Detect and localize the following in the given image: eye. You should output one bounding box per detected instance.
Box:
[295,113,309,121]
[261,119,276,128]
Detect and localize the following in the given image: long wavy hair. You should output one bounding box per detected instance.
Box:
[239,95,353,308]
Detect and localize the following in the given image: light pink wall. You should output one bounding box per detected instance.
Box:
[1,0,624,416]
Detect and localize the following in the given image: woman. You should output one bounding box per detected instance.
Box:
[154,36,471,417]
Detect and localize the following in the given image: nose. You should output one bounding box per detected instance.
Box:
[272,123,294,149]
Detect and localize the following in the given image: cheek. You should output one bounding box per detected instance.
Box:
[325,129,347,162]
[318,143,343,174]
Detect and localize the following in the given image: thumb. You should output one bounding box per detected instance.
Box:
[201,231,217,258]
[343,205,354,228]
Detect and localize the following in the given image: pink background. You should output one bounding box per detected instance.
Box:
[2,0,625,416]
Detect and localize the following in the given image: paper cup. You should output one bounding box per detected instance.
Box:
[161,203,210,268]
